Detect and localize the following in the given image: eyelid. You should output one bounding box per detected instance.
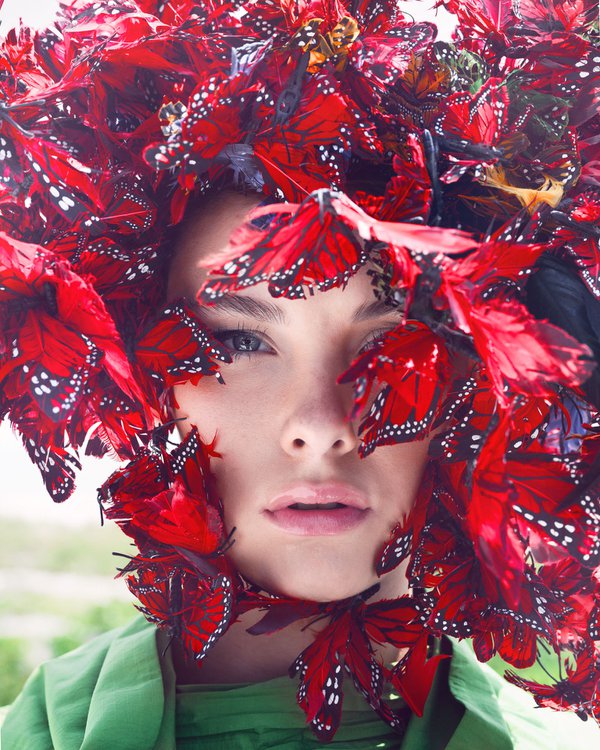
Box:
[211,324,275,356]
[358,326,397,353]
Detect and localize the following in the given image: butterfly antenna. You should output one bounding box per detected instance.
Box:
[535,650,560,683]
[97,495,105,527]
[219,526,237,554]
[0,103,35,137]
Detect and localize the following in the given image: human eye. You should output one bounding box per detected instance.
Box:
[211,324,274,360]
[358,327,395,355]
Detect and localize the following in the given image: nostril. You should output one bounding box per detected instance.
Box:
[292,438,305,448]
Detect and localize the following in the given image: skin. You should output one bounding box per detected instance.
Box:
[168,191,433,682]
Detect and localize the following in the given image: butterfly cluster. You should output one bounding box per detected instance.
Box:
[0,0,599,741]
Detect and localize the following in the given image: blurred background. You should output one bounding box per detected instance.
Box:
[0,3,594,737]
[0,3,132,706]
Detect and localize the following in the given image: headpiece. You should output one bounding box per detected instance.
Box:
[0,0,599,740]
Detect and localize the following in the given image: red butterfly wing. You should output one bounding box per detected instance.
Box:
[136,302,231,388]
[200,191,370,301]
[506,646,600,719]
[359,382,443,457]
[242,591,321,634]
[389,634,448,716]
[376,521,413,575]
[443,0,514,38]
[363,597,425,648]
[344,622,412,734]
[358,23,436,86]
[290,617,349,741]
[180,574,234,660]
[12,398,81,502]
[123,480,223,556]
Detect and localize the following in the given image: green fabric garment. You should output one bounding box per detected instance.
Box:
[2,616,599,750]
[174,637,460,749]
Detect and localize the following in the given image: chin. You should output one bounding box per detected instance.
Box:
[239,550,380,603]
[274,577,376,603]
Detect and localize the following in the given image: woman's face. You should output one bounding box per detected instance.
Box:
[169,192,432,602]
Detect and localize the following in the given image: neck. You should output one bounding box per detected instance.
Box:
[173,609,324,684]
[173,567,410,685]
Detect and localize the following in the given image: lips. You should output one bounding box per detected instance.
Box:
[264,482,370,536]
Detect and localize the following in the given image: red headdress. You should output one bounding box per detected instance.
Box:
[1,0,599,740]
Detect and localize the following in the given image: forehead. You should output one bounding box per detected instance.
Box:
[168,191,262,302]
[167,191,387,316]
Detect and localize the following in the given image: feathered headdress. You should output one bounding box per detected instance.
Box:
[0,0,599,740]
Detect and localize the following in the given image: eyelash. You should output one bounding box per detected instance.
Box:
[211,324,272,361]
[211,324,393,361]
[360,328,391,353]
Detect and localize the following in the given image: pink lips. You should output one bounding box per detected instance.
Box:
[265,482,370,536]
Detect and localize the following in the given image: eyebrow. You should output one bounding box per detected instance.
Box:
[197,294,403,324]
[203,295,287,323]
[351,299,404,322]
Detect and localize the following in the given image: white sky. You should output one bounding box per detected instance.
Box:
[0,0,61,32]
[0,0,456,38]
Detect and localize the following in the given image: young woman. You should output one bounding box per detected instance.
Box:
[1,1,599,748]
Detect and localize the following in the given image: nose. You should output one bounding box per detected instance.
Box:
[279,370,359,459]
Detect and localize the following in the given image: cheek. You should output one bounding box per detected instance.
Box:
[173,371,268,440]
[171,374,275,508]
[362,438,432,521]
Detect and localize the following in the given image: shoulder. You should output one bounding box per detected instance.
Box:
[447,638,600,750]
[1,617,174,750]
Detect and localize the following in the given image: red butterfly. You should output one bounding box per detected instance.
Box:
[88,175,157,236]
[200,189,477,302]
[135,302,232,399]
[434,79,527,183]
[0,87,103,220]
[290,591,432,740]
[291,618,347,741]
[357,22,436,87]
[199,190,371,301]
[126,561,235,661]
[353,138,433,224]
[121,477,224,556]
[68,238,162,300]
[506,645,600,721]
[100,426,220,535]
[0,235,143,414]
[431,376,552,464]
[253,70,362,199]
[178,572,235,660]
[340,321,450,456]
[144,72,261,195]
[442,291,593,407]
[503,431,600,567]
[10,396,82,502]
[513,0,598,40]
[0,236,147,498]
[555,192,600,298]
[376,468,435,575]
[242,589,321,633]
[442,0,515,43]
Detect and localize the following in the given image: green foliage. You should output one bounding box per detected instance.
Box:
[0,639,30,707]
[0,518,130,576]
[50,602,133,657]
[0,518,134,706]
